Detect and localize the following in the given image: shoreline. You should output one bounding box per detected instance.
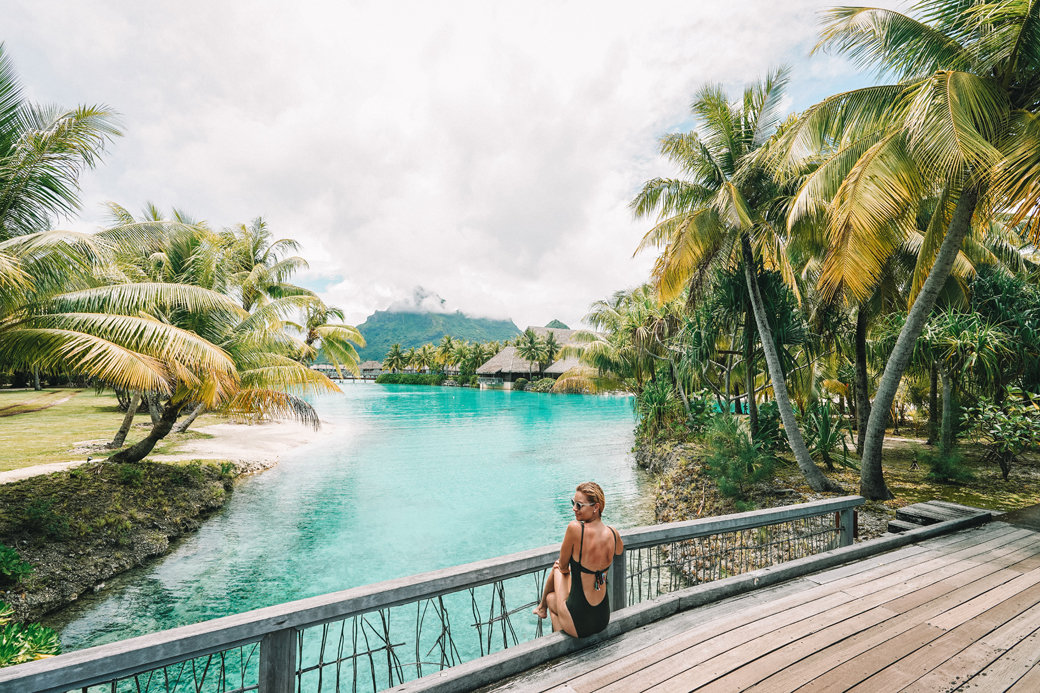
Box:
[0,417,344,485]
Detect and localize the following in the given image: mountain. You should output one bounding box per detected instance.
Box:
[545,319,570,329]
[355,310,521,361]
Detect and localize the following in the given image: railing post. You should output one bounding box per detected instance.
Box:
[837,508,856,547]
[259,628,297,693]
[610,551,627,610]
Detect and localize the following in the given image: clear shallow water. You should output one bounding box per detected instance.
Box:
[51,384,651,651]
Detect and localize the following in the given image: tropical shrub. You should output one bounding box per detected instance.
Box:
[702,414,774,506]
[0,546,32,586]
[965,396,1040,481]
[686,390,715,435]
[754,401,785,451]
[375,373,446,386]
[803,401,852,470]
[636,380,683,438]
[0,602,61,668]
[528,378,557,393]
[513,378,529,391]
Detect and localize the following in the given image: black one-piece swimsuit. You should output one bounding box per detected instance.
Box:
[565,522,618,637]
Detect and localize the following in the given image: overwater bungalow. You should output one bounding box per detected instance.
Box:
[476,327,591,387]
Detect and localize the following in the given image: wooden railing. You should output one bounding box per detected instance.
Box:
[0,496,863,693]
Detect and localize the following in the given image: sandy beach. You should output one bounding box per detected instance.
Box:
[0,418,346,484]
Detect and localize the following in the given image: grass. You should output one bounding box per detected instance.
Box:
[0,389,218,473]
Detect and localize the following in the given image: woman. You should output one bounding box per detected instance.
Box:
[533,481,624,638]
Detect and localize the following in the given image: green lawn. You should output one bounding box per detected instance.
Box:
[0,389,215,473]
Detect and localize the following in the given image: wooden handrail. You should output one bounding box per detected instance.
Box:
[0,496,864,693]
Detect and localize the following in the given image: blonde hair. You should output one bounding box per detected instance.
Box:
[576,481,606,516]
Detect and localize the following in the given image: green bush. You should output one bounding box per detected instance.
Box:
[513,378,529,391]
[803,400,854,470]
[375,373,446,386]
[702,414,774,504]
[754,401,785,451]
[0,602,61,668]
[687,390,715,435]
[637,380,684,438]
[917,447,975,484]
[0,546,32,586]
[528,378,557,393]
[965,395,1040,480]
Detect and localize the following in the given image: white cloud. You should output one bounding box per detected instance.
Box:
[6,0,904,330]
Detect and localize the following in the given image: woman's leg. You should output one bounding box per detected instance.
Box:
[547,569,577,637]
[533,570,553,618]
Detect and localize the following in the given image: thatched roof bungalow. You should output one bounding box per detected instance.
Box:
[359,360,383,377]
[475,347,540,384]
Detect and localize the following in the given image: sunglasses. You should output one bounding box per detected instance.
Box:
[571,500,596,510]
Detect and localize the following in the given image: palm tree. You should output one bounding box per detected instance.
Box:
[414,343,436,373]
[298,302,364,378]
[776,1,1040,498]
[0,44,120,240]
[223,218,310,312]
[544,331,561,365]
[633,71,842,493]
[383,343,406,373]
[436,335,456,372]
[515,328,546,378]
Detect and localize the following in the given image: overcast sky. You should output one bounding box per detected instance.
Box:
[7,0,902,329]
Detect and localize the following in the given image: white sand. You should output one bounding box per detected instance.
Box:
[0,418,347,484]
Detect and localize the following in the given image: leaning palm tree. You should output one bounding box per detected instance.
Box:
[633,70,842,493]
[776,0,1040,498]
[298,302,364,378]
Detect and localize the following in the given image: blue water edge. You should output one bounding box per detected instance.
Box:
[51,384,652,655]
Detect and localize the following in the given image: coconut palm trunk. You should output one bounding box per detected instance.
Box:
[742,235,841,492]
[860,187,980,499]
[173,402,205,433]
[744,305,758,437]
[109,400,187,464]
[928,364,939,445]
[108,392,142,448]
[939,370,955,453]
[854,307,871,456]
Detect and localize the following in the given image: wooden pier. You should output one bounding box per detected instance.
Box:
[485,517,1040,692]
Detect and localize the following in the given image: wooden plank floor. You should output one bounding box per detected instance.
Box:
[490,522,1040,692]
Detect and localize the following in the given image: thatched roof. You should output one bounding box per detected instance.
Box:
[476,347,540,376]
[525,326,585,346]
[359,360,383,371]
[542,355,582,376]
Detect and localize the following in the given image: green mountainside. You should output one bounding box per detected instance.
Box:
[355,311,521,361]
[545,319,569,329]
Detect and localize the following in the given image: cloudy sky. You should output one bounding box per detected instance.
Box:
[7,0,901,329]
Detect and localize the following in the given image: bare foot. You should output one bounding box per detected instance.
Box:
[532,604,547,619]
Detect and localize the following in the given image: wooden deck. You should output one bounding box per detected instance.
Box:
[489,520,1040,692]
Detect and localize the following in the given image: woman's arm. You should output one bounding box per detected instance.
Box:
[556,521,581,573]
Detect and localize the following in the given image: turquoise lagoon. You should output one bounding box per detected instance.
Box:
[53,383,652,651]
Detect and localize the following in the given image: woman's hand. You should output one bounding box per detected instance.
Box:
[553,559,569,576]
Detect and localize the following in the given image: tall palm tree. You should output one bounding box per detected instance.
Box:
[223,218,310,312]
[633,71,842,492]
[436,334,456,372]
[298,302,364,378]
[383,343,406,373]
[414,343,436,373]
[515,328,546,378]
[777,0,1040,498]
[0,44,120,240]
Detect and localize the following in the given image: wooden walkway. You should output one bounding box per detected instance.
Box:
[489,520,1040,692]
